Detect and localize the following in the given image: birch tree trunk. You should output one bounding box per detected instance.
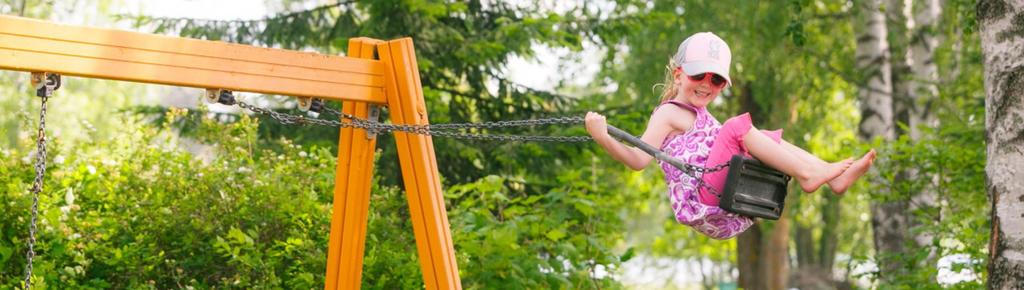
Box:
[856,0,901,283]
[889,0,945,282]
[858,1,895,143]
[907,0,942,273]
[978,0,1024,288]
[884,3,922,281]
[910,0,941,138]
[889,0,914,139]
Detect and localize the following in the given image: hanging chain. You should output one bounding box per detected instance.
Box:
[24,72,59,289]
[238,100,592,142]
[324,106,586,131]
[236,97,727,183]
[693,161,731,197]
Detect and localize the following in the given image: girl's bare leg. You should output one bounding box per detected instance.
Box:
[779,141,876,194]
[780,140,828,166]
[743,128,852,192]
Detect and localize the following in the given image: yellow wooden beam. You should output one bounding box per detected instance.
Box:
[0,15,386,104]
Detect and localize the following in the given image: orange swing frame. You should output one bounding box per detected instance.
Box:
[0,15,461,290]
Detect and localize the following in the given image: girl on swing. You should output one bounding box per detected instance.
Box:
[584,32,876,240]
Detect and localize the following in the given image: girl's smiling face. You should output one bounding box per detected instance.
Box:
[673,67,725,108]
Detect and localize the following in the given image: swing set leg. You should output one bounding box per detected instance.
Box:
[325,38,382,290]
[324,38,462,290]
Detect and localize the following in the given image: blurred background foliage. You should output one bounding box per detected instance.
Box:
[0,0,987,289]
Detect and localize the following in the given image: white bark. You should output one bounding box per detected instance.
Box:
[857,0,895,141]
[909,0,941,136]
[907,0,942,266]
[857,0,902,283]
[979,0,1024,289]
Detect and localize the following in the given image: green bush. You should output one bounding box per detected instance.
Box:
[2,108,335,288]
[2,107,626,289]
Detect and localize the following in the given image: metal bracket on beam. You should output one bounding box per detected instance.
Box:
[204,88,236,105]
[298,97,324,118]
[30,72,61,98]
[366,105,380,139]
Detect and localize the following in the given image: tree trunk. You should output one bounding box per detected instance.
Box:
[763,218,789,290]
[910,0,941,138]
[888,0,913,140]
[735,81,790,290]
[857,1,895,143]
[978,0,1024,289]
[888,0,944,282]
[737,226,762,289]
[856,0,900,284]
[817,193,840,275]
[795,223,815,269]
[907,0,943,276]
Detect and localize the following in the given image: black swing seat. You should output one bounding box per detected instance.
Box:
[718,155,792,220]
[603,125,792,220]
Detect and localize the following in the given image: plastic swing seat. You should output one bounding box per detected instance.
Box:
[718,155,791,220]
[605,125,792,220]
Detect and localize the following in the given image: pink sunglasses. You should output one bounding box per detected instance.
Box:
[687,73,727,88]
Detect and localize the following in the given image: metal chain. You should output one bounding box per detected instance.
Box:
[241,100,592,142]
[692,161,731,197]
[24,93,49,289]
[242,100,727,180]
[324,106,586,131]
[326,102,729,187]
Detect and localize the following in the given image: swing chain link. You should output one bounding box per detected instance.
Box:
[24,73,59,289]
[238,100,592,142]
[692,161,731,197]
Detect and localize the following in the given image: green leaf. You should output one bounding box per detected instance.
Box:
[545,229,566,241]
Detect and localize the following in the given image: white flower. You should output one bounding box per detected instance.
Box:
[237,166,251,173]
[86,165,96,175]
[65,187,75,205]
[54,155,65,165]
[298,151,308,158]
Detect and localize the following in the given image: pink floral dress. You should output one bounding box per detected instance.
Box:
[657,101,753,240]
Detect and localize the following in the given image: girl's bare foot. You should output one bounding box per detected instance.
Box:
[798,158,853,192]
[829,149,877,194]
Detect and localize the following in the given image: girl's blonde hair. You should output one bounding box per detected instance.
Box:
[656,58,680,103]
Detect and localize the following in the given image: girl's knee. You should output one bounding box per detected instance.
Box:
[722,113,753,132]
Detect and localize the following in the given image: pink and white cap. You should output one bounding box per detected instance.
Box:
[673,32,732,87]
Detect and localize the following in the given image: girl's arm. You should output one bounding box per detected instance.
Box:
[585,105,694,170]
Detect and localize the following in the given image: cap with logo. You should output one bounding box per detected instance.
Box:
[673,32,732,87]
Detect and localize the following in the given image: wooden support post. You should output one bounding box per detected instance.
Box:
[378,38,462,290]
[324,38,382,290]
